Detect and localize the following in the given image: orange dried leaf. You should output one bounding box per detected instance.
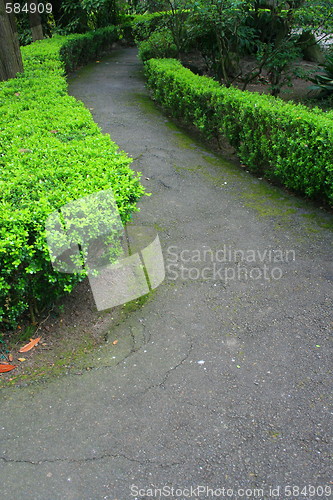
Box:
[112,340,118,345]
[8,354,13,362]
[18,358,26,362]
[0,364,17,373]
[19,337,41,353]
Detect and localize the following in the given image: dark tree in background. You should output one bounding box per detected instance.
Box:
[50,0,63,24]
[29,0,44,41]
[0,0,23,81]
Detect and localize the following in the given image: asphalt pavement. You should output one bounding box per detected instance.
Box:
[0,47,332,500]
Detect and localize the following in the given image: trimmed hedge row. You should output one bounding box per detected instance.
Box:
[59,26,121,72]
[0,30,145,329]
[144,58,333,206]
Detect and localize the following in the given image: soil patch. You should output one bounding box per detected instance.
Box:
[0,280,124,388]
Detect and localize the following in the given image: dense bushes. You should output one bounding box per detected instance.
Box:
[131,12,172,42]
[138,29,177,61]
[144,58,333,206]
[59,25,121,71]
[0,30,144,329]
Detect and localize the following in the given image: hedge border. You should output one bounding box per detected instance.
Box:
[144,58,333,206]
[0,28,145,330]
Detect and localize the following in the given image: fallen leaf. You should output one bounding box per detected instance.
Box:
[19,337,41,353]
[19,148,32,154]
[8,354,13,362]
[50,130,58,134]
[18,358,26,362]
[112,340,118,345]
[0,364,17,373]
[14,92,20,96]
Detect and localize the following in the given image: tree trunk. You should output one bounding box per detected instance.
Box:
[29,0,43,41]
[0,0,23,81]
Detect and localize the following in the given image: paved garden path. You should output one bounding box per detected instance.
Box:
[1,47,332,499]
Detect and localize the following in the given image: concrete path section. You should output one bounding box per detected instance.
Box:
[0,47,332,500]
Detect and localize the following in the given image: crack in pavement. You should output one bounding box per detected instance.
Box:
[140,338,194,395]
[0,453,181,468]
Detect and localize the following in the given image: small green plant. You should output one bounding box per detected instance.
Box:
[257,38,301,96]
[138,28,177,61]
[309,54,333,96]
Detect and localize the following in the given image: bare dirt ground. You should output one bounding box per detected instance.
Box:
[0,281,120,387]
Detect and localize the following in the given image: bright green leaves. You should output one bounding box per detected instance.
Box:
[145,57,333,207]
[0,30,144,329]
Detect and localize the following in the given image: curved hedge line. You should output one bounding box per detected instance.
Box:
[144,58,333,207]
[0,29,144,330]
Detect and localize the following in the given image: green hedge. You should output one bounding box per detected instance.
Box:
[59,26,121,72]
[131,12,170,42]
[0,30,144,330]
[138,29,177,62]
[144,58,333,206]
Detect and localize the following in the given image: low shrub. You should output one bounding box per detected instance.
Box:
[309,53,333,97]
[131,12,170,42]
[59,25,121,72]
[0,31,144,330]
[144,58,333,206]
[138,29,177,62]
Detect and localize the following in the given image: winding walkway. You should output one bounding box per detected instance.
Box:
[1,47,332,499]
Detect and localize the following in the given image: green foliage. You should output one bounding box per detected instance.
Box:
[138,28,177,61]
[0,31,144,330]
[295,0,333,40]
[145,58,333,206]
[55,0,118,34]
[59,25,122,71]
[131,11,174,41]
[133,2,307,95]
[189,0,253,85]
[256,38,302,96]
[14,0,55,46]
[309,53,333,96]
[161,0,190,55]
